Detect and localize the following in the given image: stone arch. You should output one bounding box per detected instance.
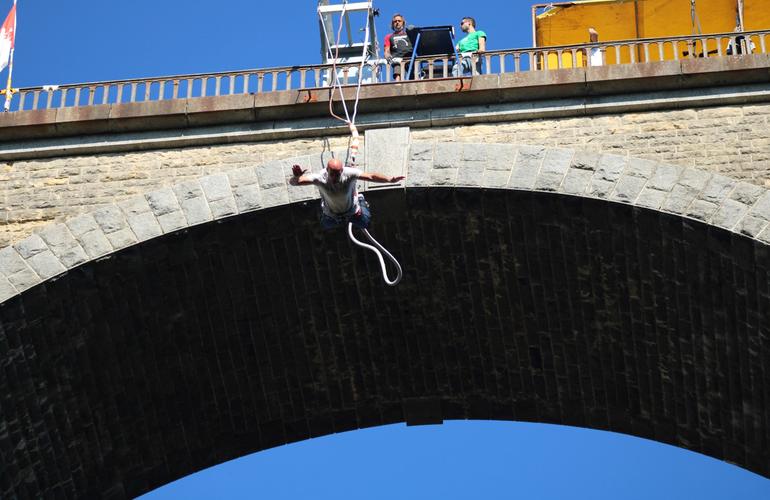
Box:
[1,143,770,498]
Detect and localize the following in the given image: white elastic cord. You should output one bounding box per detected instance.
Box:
[351,12,370,124]
[348,223,403,286]
[318,4,353,123]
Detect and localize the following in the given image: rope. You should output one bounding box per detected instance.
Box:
[348,223,403,286]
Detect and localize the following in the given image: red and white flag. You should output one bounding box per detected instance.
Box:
[0,2,16,73]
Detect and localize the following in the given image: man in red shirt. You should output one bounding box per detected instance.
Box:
[384,13,413,81]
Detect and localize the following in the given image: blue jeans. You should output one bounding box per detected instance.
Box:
[320,195,371,229]
[451,56,481,77]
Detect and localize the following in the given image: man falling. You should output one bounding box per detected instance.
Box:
[290,159,404,229]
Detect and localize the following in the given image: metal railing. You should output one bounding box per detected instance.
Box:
[4,29,769,114]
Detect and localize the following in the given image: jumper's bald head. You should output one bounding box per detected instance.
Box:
[327,159,343,176]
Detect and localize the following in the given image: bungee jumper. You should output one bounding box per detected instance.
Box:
[289,159,403,230]
[288,155,405,287]
[298,1,404,286]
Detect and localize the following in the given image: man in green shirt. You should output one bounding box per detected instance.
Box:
[452,16,487,76]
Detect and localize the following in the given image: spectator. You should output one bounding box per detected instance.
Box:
[588,27,604,66]
[726,27,755,55]
[384,13,413,81]
[452,16,487,76]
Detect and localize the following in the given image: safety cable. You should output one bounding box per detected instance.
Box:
[348,223,403,286]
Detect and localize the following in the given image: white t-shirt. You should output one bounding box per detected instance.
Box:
[310,167,363,216]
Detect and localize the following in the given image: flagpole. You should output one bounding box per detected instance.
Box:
[2,0,16,112]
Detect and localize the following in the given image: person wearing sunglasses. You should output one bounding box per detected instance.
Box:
[452,16,487,77]
[290,159,405,229]
[384,13,414,81]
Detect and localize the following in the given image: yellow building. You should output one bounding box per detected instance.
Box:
[533,0,770,68]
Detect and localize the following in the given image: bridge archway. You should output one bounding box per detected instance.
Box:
[1,143,769,498]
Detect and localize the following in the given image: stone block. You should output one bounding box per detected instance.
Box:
[534,148,572,191]
[757,226,770,245]
[37,223,75,248]
[200,174,233,202]
[749,192,770,221]
[625,158,657,178]
[406,160,432,187]
[0,247,30,277]
[561,168,592,195]
[126,212,162,242]
[611,175,647,203]
[258,160,289,190]
[158,211,188,234]
[0,275,18,303]
[409,142,434,161]
[209,197,238,218]
[93,205,129,234]
[146,188,182,217]
[65,214,100,238]
[540,149,568,173]
[480,144,518,171]
[636,188,668,210]
[712,199,749,230]
[14,234,48,259]
[105,228,138,250]
[173,180,205,201]
[234,185,263,213]
[509,146,544,189]
[180,196,213,225]
[8,267,41,293]
[74,229,113,259]
[663,185,698,214]
[260,187,290,208]
[54,245,89,269]
[677,168,712,192]
[596,154,626,182]
[736,214,768,238]
[119,196,153,217]
[699,174,736,204]
[227,167,259,188]
[365,127,410,181]
[570,151,599,171]
[686,199,719,222]
[288,182,317,204]
[730,182,764,205]
[26,251,66,280]
[430,168,458,186]
[482,169,511,189]
[434,143,464,168]
[647,163,682,191]
[588,178,615,199]
[457,163,485,187]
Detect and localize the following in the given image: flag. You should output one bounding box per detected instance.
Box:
[0,3,16,73]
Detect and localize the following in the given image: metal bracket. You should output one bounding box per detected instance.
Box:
[454,79,471,92]
[302,91,318,103]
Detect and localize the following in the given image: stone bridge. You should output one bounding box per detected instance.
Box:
[2,56,770,498]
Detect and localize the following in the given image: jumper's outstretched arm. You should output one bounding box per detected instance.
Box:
[358,171,405,183]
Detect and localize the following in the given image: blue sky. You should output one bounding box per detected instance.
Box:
[3,0,769,498]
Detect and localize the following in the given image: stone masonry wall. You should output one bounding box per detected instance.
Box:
[2,102,770,247]
[0,136,354,247]
[415,103,770,181]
